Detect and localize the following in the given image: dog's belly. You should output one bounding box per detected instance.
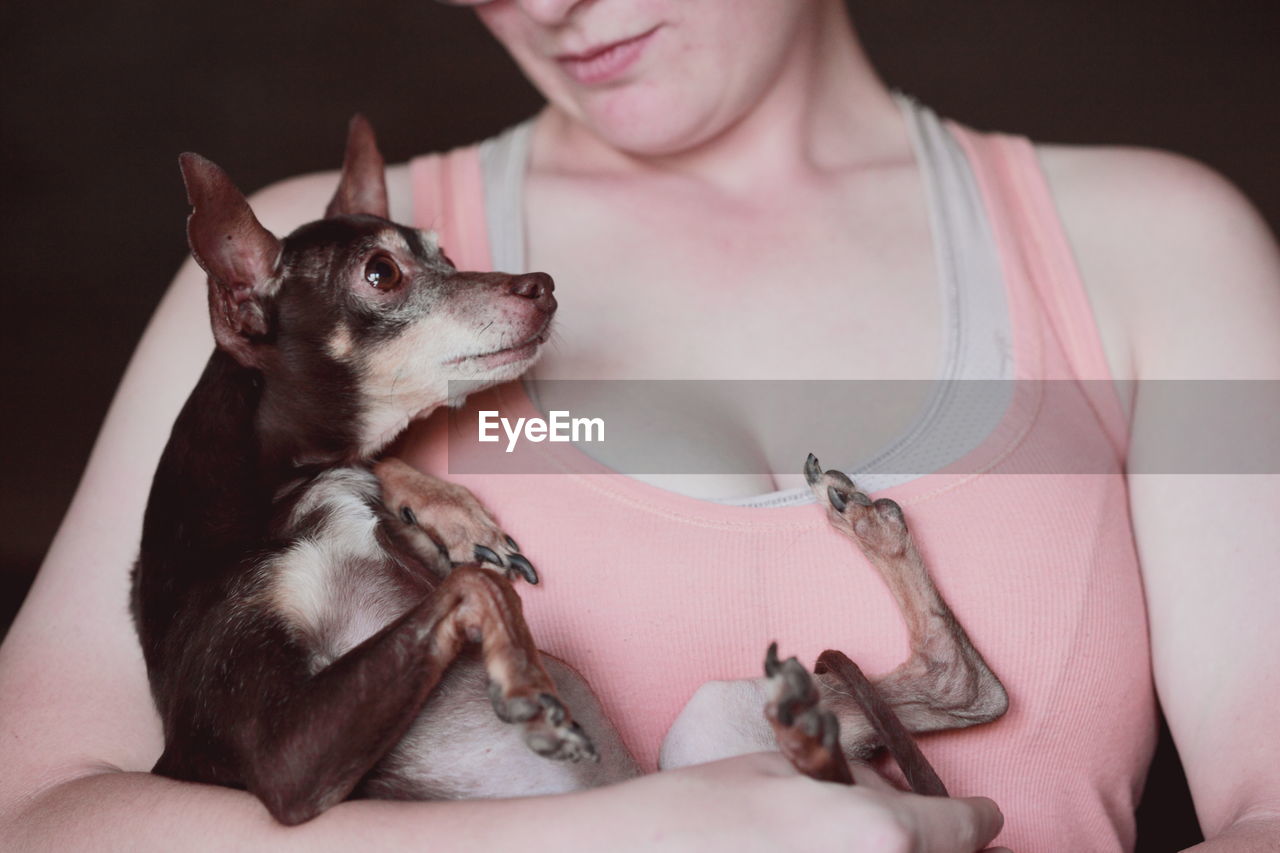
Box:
[265,468,640,797]
[362,654,640,799]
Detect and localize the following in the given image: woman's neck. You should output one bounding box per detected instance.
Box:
[533,3,907,195]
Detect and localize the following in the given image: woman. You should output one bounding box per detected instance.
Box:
[1,1,1276,849]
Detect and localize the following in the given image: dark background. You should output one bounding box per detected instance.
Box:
[3,1,1276,847]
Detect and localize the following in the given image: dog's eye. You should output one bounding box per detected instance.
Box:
[364,255,402,290]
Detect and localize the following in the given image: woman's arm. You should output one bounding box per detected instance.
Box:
[1,753,1005,852]
[0,168,1005,852]
[0,170,332,837]
[1047,146,1280,849]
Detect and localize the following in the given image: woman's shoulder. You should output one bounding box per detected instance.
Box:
[1035,142,1269,256]
[1033,142,1280,381]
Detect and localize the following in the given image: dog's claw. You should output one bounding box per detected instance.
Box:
[474,544,503,567]
[507,553,538,585]
[825,468,855,491]
[804,453,822,486]
[565,721,600,763]
[538,692,567,726]
[765,641,782,677]
[828,485,849,512]
[505,535,520,552]
[400,505,418,526]
[803,456,875,517]
[766,646,820,728]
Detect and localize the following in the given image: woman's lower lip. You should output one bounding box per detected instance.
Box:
[556,27,659,86]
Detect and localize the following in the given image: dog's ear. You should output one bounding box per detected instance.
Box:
[179,152,282,368]
[325,114,389,219]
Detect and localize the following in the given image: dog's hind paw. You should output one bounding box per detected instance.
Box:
[522,694,599,763]
[805,453,910,559]
[488,682,598,763]
[764,643,851,785]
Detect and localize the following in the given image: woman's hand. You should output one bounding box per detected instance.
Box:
[594,752,1007,853]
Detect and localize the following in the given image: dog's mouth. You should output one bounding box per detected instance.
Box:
[444,318,553,370]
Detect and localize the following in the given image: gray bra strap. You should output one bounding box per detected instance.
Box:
[721,97,1014,506]
[896,94,1013,388]
[478,118,534,273]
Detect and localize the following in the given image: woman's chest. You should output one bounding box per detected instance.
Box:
[523,168,943,383]
[519,171,945,493]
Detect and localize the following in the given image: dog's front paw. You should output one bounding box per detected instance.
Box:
[468,536,537,586]
[804,453,909,559]
[375,457,538,584]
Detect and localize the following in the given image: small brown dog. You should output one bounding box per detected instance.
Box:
[131,116,1006,824]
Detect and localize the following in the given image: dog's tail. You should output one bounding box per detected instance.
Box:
[815,649,949,797]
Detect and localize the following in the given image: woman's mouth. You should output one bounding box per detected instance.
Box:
[556,26,661,86]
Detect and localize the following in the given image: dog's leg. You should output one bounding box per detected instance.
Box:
[237,565,593,824]
[803,455,1008,750]
[374,457,537,583]
[659,458,1006,782]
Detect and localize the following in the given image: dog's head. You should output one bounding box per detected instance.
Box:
[179,116,556,462]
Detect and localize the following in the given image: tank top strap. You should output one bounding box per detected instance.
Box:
[407,146,494,271]
[947,124,1130,458]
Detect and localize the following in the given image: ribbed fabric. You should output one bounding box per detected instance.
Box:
[401,122,1153,852]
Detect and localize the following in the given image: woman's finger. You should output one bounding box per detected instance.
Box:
[909,794,1005,853]
[848,763,898,792]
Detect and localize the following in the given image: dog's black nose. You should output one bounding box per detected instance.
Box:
[508,272,556,310]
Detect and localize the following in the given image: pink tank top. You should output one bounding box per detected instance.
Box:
[398,123,1154,852]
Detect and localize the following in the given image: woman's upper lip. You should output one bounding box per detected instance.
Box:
[554,26,660,62]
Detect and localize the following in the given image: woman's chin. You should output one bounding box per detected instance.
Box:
[555,79,739,159]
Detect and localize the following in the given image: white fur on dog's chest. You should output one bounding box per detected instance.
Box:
[268,468,409,670]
